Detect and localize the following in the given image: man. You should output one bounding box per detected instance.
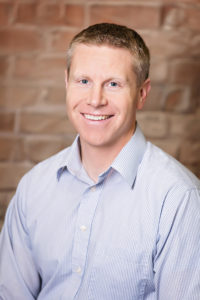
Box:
[0,23,199,300]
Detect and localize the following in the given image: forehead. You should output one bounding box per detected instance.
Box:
[72,44,133,64]
[70,43,135,76]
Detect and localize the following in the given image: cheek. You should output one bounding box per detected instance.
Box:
[114,95,135,113]
[65,95,71,112]
[66,90,78,109]
[66,95,77,119]
[67,87,88,107]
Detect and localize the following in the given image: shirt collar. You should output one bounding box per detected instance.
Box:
[111,125,147,187]
[57,135,94,185]
[57,125,147,187]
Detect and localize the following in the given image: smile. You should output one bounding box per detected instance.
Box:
[83,114,112,121]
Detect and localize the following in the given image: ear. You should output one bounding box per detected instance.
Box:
[65,70,68,88]
[137,78,151,110]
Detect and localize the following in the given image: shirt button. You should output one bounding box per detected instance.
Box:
[76,266,81,273]
[91,186,96,192]
[80,225,87,231]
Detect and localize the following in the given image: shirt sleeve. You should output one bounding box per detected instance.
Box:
[153,187,200,299]
[0,176,41,300]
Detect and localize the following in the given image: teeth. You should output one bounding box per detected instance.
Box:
[84,114,110,121]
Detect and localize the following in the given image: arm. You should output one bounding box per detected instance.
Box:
[154,187,200,299]
[0,176,41,300]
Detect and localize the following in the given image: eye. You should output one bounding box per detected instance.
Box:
[109,81,118,87]
[80,79,88,85]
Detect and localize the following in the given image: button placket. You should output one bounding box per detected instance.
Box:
[72,185,100,279]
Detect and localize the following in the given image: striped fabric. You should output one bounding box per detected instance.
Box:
[0,125,200,300]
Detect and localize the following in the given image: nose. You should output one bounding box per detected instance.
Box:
[87,84,107,107]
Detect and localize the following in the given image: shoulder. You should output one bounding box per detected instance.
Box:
[18,146,71,191]
[139,142,200,190]
[12,145,72,220]
[137,142,200,233]
[135,142,200,212]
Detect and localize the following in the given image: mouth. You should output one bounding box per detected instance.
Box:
[82,113,113,121]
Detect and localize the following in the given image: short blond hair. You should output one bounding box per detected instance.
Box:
[67,23,150,86]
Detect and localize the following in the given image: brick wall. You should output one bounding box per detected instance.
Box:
[0,0,200,228]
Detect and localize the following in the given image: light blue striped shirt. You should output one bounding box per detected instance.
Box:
[0,125,200,300]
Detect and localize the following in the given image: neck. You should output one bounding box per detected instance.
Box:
[80,135,133,183]
[80,147,115,183]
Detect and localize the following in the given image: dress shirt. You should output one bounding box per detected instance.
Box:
[0,125,200,300]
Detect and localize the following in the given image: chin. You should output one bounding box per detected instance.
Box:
[82,139,107,148]
[80,133,108,148]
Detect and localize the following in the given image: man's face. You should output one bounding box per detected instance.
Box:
[65,44,150,152]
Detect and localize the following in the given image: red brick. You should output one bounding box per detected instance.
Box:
[0,29,44,53]
[185,163,200,179]
[191,86,200,108]
[25,135,75,163]
[185,7,200,31]
[14,57,33,78]
[45,87,66,106]
[39,4,66,25]
[0,192,14,228]
[20,112,76,134]
[150,59,168,83]
[162,5,200,33]
[169,114,200,139]
[14,56,65,82]
[15,3,37,24]
[0,3,13,26]
[161,5,186,28]
[0,162,32,189]
[62,5,84,27]
[161,0,200,3]
[0,86,40,109]
[190,34,200,57]
[0,112,15,132]
[150,138,181,158]
[17,3,61,25]
[50,31,77,52]
[168,60,200,85]
[143,84,164,111]
[163,86,192,113]
[88,0,135,1]
[90,5,161,29]
[0,137,25,161]
[0,221,4,230]
[16,3,84,27]
[180,141,200,164]
[142,30,192,58]
[185,119,200,140]
[39,3,61,25]
[137,112,168,138]
[0,56,9,78]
